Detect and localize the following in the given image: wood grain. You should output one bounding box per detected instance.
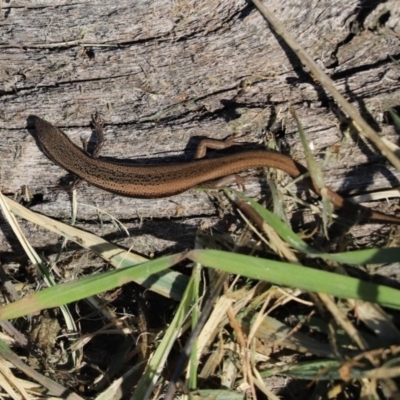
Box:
[1,0,400,259]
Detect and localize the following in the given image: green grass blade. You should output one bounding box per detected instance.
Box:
[188,250,400,310]
[132,265,199,400]
[0,253,184,320]
[4,196,188,300]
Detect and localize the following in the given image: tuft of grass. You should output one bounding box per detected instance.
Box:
[2,177,400,399]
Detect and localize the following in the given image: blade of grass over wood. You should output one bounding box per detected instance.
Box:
[132,265,199,400]
[3,196,187,300]
[0,254,184,321]
[251,0,400,171]
[290,107,325,191]
[290,107,332,233]
[231,190,319,255]
[232,191,400,265]
[188,250,400,310]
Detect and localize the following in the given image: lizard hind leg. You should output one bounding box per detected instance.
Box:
[194,137,248,191]
[200,174,246,191]
[194,137,238,159]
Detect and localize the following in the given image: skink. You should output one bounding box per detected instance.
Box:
[28,115,400,225]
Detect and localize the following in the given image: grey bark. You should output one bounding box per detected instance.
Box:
[1,0,400,265]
